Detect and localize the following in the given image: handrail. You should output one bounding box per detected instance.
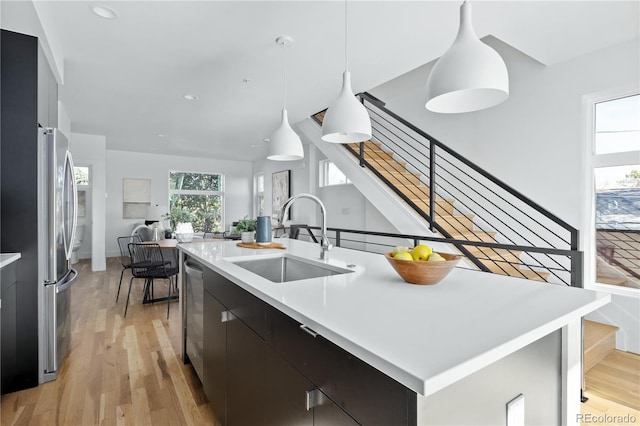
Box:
[358,92,579,250]
[289,225,583,287]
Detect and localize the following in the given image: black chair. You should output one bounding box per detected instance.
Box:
[116,235,142,302]
[125,243,179,319]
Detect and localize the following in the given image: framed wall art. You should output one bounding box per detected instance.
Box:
[272,170,291,221]
[122,178,151,219]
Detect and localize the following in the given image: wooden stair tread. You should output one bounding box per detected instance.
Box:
[485,262,550,281]
[347,144,396,162]
[447,230,498,243]
[365,159,408,173]
[406,200,456,215]
[584,349,640,410]
[467,246,522,262]
[584,320,620,353]
[584,319,620,373]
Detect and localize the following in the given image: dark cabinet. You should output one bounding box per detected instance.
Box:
[37,43,58,128]
[226,315,266,426]
[313,389,360,426]
[195,265,412,426]
[1,29,41,393]
[267,304,415,426]
[1,262,18,393]
[264,344,314,426]
[203,291,226,425]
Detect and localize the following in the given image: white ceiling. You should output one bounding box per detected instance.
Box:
[3,1,639,161]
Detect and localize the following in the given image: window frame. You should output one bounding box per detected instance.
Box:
[319,159,352,187]
[168,170,225,233]
[583,87,640,296]
[254,172,265,217]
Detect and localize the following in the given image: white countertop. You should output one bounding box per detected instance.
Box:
[178,239,610,396]
[0,253,21,269]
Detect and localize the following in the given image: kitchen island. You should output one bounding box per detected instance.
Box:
[177,239,609,425]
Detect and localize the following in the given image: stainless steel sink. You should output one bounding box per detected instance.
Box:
[230,254,353,283]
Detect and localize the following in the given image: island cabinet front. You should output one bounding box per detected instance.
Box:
[194,259,416,426]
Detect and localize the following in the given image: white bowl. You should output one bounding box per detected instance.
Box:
[175,232,194,243]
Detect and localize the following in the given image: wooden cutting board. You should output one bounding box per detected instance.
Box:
[236,242,286,250]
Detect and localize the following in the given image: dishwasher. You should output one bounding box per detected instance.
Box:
[184,260,204,382]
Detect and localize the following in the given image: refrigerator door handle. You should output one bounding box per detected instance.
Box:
[56,268,78,294]
[62,150,78,261]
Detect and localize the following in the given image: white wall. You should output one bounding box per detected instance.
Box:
[105,150,252,257]
[369,37,640,352]
[71,133,107,271]
[252,140,396,239]
[252,143,311,226]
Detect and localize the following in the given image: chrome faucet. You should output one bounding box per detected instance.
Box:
[279,193,332,260]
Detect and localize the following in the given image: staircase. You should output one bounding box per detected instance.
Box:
[354,140,551,282]
[315,109,550,282]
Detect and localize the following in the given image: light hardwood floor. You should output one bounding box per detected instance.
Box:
[1,258,218,426]
[1,258,637,425]
[582,350,640,424]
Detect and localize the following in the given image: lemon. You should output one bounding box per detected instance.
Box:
[411,244,432,261]
[392,246,410,255]
[393,251,414,261]
[428,252,446,262]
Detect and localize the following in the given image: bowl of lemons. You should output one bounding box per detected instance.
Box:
[384,244,461,285]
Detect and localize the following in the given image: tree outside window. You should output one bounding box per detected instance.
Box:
[169,172,223,233]
[75,166,89,186]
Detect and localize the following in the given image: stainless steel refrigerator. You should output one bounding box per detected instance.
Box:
[38,127,78,383]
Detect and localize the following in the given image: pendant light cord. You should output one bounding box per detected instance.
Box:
[344,0,348,71]
[283,42,287,109]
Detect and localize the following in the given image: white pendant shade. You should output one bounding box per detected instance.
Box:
[321,71,372,143]
[267,109,304,161]
[426,2,509,114]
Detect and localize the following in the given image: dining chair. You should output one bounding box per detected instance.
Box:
[125,243,179,319]
[116,235,142,302]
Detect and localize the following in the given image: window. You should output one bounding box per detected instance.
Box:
[74,166,89,186]
[319,160,351,187]
[169,171,223,233]
[255,173,265,217]
[594,94,639,155]
[591,93,640,290]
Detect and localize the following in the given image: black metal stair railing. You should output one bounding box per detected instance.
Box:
[311,92,581,286]
[289,225,583,287]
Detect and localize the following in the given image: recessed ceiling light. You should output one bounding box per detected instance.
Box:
[91,5,118,19]
[250,144,258,148]
[263,138,270,143]
[183,94,199,101]
[157,134,167,138]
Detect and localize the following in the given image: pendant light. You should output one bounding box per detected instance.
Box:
[267,36,304,161]
[425,1,509,113]
[321,0,371,144]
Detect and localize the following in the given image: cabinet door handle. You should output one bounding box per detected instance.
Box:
[299,324,318,337]
[221,310,236,323]
[305,389,323,410]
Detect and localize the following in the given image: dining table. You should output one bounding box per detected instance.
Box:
[138,238,222,304]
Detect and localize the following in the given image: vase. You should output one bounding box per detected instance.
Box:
[241,231,255,244]
[256,216,272,245]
